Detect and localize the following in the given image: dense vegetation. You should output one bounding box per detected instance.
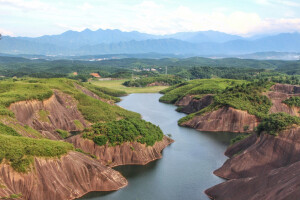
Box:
[159,79,247,104]
[0,56,300,85]
[0,134,74,172]
[283,96,300,107]
[178,80,274,125]
[82,118,164,146]
[123,75,183,87]
[257,113,300,135]
[213,81,274,119]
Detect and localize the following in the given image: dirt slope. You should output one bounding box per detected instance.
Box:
[214,126,300,179]
[181,107,259,133]
[67,136,174,167]
[9,90,88,140]
[0,151,127,200]
[266,83,300,116]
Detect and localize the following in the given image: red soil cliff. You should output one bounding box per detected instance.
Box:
[266,83,300,117]
[9,90,88,140]
[0,151,127,200]
[206,127,300,200]
[67,135,174,167]
[214,126,300,179]
[181,107,259,133]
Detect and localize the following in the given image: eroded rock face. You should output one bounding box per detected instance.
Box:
[206,127,300,200]
[266,83,300,117]
[224,133,257,158]
[67,136,174,167]
[205,160,300,200]
[9,90,88,140]
[175,95,194,107]
[272,83,300,94]
[0,151,127,200]
[214,127,300,180]
[181,107,259,133]
[179,95,214,114]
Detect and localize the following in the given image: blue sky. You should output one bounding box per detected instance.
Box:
[1,0,300,37]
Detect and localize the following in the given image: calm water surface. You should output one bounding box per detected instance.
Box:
[79,93,236,200]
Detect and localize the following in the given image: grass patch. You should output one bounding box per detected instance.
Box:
[0,134,74,172]
[75,93,140,123]
[91,79,169,93]
[23,125,43,138]
[38,110,50,123]
[81,83,123,102]
[56,129,70,139]
[1,193,22,199]
[0,122,21,136]
[73,120,84,130]
[230,134,251,145]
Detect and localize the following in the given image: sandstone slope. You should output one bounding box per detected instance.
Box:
[67,135,174,167]
[9,90,88,140]
[206,126,300,200]
[214,126,300,179]
[0,151,127,200]
[206,160,300,200]
[181,107,259,133]
[176,94,214,114]
[266,83,300,116]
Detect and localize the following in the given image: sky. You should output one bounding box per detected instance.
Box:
[1,0,300,37]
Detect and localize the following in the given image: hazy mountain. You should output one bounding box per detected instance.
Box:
[0,30,300,56]
[78,39,199,55]
[17,29,242,48]
[165,31,243,43]
[221,33,300,54]
[19,28,158,48]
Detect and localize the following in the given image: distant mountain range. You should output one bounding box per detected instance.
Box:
[0,29,300,56]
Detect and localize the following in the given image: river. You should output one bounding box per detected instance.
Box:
[79,93,236,200]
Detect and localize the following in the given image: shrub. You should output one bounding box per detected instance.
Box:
[283,96,300,107]
[82,118,164,146]
[93,135,108,146]
[257,113,300,135]
[56,129,70,139]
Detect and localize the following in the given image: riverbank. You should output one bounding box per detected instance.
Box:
[79,93,236,200]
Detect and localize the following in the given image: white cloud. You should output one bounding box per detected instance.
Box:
[1,0,300,37]
[0,0,54,11]
[255,0,300,7]
[0,28,14,36]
